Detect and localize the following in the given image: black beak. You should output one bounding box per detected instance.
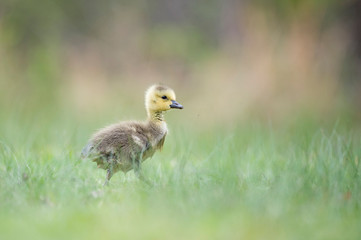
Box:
[170,100,183,109]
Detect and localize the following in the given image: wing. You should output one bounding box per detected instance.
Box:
[156,132,167,151]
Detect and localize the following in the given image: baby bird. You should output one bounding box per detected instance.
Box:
[81,84,183,185]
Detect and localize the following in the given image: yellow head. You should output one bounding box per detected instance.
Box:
[145,84,183,116]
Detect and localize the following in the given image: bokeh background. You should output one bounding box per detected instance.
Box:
[1,1,361,239]
[1,0,361,127]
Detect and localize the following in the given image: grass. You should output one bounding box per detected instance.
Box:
[0,111,361,240]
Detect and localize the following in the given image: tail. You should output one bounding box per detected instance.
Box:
[81,142,94,159]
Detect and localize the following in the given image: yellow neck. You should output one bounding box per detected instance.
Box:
[147,110,165,122]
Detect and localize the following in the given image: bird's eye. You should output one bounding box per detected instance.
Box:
[161,95,167,99]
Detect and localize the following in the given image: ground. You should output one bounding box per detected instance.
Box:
[0,115,360,240]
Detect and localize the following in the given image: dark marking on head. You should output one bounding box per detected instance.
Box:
[156,86,168,91]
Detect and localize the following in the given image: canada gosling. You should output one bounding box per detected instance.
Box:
[81,84,183,185]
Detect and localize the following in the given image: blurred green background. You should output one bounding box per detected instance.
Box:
[1,0,361,125]
[1,0,361,239]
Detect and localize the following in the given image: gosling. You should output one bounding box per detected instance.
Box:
[81,84,183,185]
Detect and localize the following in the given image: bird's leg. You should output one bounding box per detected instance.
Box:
[103,168,113,186]
[103,153,118,186]
[131,152,142,176]
[132,152,152,186]
[103,158,114,186]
